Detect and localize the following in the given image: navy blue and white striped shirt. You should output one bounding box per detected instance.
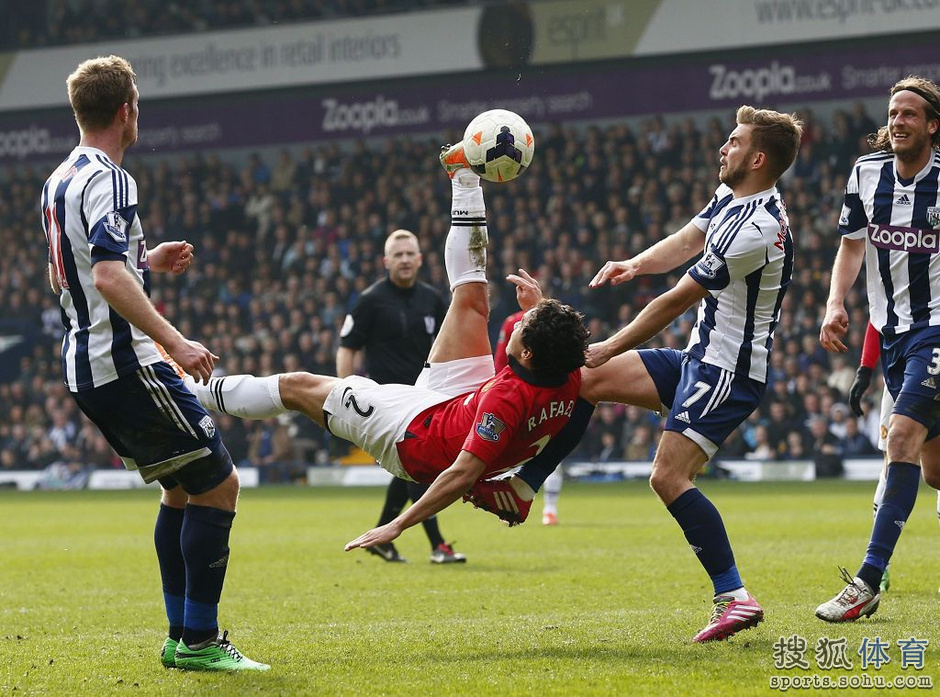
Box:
[41,146,161,391]
[839,150,940,337]
[685,184,794,383]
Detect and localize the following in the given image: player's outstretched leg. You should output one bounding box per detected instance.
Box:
[184,374,285,420]
[428,143,490,363]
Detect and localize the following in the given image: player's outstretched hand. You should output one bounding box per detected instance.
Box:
[166,338,218,385]
[590,259,637,288]
[149,240,195,275]
[507,268,543,311]
[584,341,614,369]
[819,304,849,353]
[345,522,402,551]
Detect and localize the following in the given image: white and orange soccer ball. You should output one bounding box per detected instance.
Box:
[462,109,535,183]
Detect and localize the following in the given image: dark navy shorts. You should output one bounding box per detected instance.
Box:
[881,326,940,441]
[72,361,233,494]
[638,348,765,459]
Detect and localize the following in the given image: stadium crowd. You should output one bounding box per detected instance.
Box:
[2,0,468,50]
[0,103,886,482]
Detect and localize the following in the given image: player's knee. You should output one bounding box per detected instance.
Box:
[192,468,240,510]
[161,484,187,508]
[279,371,324,411]
[174,445,237,503]
[649,467,670,499]
[886,425,926,463]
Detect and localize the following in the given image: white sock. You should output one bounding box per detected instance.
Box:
[542,466,563,514]
[445,180,487,290]
[185,374,285,419]
[509,475,536,502]
[873,465,887,518]
[724,587,750,601]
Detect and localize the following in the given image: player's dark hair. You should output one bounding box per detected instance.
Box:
[522,299,589,375]
[67,55,137,132]
[869,76,940,152]
[736,106,803,180]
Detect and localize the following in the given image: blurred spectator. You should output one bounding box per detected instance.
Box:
[841,416,879,457]
[246,416,298,484]
[0,0,469,49]
[624,424,656,461]
[809,416,844,478]
[744,425,775,461]
[781,430,809,460]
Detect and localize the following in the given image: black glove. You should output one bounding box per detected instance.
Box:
[848,366,873,417]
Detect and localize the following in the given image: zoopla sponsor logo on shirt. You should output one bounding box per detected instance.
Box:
[869,224,940,254]
[708,62,831,102]
[322,96,429,135]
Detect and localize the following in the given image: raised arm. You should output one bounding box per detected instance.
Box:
[586,274,709,367]
[590,221,706,288]
[344,450,487,550]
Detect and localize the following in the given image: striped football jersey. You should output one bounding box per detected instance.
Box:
[685,183,793,383]
[839,150,940,337]
[41,146,161,391]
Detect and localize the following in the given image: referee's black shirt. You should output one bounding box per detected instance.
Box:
[339,277,447,385]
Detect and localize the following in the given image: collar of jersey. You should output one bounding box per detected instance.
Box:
[74,145,112,161]
[730,185,778,205]
[894,153,939,185]
[507,355,570,387]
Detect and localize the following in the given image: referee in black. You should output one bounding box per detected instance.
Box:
[336,229,466,564]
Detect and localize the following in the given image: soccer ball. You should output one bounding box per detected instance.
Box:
[462,109,535,183]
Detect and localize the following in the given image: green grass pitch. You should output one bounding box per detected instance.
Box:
[1,480,938,696]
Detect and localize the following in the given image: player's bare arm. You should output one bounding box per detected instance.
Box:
[590,221,705,288]
[335,346,362,379]
[819,236,866,354]
[147,240,194,275]
[345,450,488,550]
[586,274,709,368]
[92,259,218,383]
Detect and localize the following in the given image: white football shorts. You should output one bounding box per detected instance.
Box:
[323,355,495,479]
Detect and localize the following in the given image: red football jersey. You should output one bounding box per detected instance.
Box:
[397,358,582,484]
[493,310,524,372]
